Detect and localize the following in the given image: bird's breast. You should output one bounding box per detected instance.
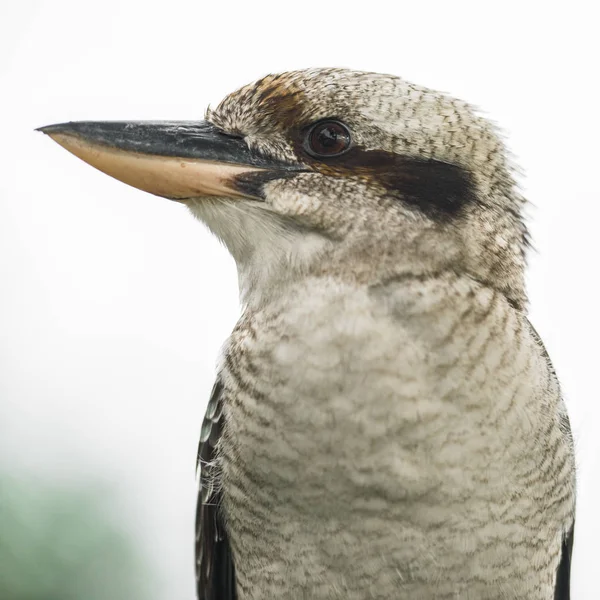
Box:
[217,275,574,599]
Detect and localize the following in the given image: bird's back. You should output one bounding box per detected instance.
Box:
[215,273,575,600]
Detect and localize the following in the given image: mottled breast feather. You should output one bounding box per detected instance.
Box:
[196,379,237,600]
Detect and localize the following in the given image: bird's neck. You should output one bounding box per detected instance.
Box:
[245,226,465,312]
[188,199,523,313]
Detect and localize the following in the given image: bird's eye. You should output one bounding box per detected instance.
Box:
[305,120,352,158]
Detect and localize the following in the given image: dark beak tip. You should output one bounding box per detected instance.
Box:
[36,123,71,135]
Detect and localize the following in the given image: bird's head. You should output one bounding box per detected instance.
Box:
[40,69,528,309]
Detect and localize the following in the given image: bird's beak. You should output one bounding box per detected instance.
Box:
[37,121,302,201]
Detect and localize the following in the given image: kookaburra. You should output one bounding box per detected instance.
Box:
[40,68,576,600]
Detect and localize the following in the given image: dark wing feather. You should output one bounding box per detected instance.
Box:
[195,379,237,600]
[554,521,575,600]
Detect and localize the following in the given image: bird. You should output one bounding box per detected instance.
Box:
[39,68,576,600]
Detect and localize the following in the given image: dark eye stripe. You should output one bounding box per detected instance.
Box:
[303,145,477,218]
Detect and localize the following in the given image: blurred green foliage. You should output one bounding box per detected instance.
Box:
[0,474,151,600]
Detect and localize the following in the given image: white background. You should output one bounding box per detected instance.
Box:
[1,1,598,598]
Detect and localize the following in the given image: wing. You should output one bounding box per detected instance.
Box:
[554,521,575,600]
[527,320,575,600]
[553,404,575,600]
[195,379,237,600]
